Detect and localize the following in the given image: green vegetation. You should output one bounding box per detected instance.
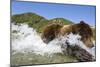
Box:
[49,18,73,25]
[11,12,73,33]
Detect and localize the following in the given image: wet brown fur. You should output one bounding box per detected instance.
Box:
[42,21,93,48]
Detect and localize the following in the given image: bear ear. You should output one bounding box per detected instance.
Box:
[80,20,85,24]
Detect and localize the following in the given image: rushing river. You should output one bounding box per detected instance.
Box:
[11,23,95,66]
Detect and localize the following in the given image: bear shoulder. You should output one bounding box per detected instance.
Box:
[60,24,72,35]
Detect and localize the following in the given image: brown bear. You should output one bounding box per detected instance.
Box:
[41,21,94,48]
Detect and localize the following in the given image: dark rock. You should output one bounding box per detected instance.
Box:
[61,44,94,62]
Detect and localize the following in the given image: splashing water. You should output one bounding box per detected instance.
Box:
[11,23,95,57]
[62,33,95,57]
[11,23,63,55]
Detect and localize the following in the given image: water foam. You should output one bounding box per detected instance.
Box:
[11,23,62,55]
[63,33,95,57]
[11,23,95,57]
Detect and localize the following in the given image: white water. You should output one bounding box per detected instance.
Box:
[62,33,95,57]
[11,23,95,57]
[11,23,62,55]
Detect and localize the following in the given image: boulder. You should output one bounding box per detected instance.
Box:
[61,44,94,62]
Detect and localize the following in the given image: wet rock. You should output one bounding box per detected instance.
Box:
[61,44,94,62]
